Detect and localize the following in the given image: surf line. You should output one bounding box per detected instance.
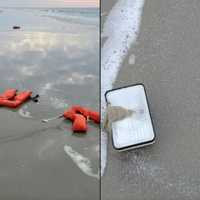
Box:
[64,145,99,179]
[101,0,146,176]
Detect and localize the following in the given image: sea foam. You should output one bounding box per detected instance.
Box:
[64,145,99,179]
[101,0,146,176]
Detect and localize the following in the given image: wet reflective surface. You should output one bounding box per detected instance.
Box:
[0,8,99,200]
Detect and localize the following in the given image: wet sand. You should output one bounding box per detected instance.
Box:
[0,8,99,200]
[102,0,200,199]
[0,109,99,200]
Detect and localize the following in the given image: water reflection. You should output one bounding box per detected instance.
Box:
[0,31,99,115]
[0,8,99,199]
[0,30,99,177]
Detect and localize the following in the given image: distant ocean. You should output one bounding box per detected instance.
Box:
[0,7,99,32]
[41,8,99,18]
[38,7,99,25]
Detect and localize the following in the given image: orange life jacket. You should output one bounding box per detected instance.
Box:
[88,110,100,123]
[72,114,87,132]
[0,89,17,100]
[70,105,100,123]
[63,105,99,133]
[0,90,32,108]
[63,109,87,132]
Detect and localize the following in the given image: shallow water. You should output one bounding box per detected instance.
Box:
[0,8,99,200]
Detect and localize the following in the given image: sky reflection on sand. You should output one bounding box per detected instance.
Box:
[0,7,99,185]
[0,31,99,115]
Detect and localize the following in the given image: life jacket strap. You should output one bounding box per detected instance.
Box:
[30,94,40,103]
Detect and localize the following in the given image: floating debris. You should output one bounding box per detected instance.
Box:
[13,26,21,30]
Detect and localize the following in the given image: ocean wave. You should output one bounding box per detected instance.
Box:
[0,8,99,33]
[40,8,99,26]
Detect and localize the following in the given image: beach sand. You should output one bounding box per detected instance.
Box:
[102,0,200,199]
[0,8,99,200]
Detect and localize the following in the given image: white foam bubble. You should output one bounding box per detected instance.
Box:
[101,0,145,176]
[64,145,99,179]
[129,54,136,65]
[18,105,33,119]
[41,9,99,26]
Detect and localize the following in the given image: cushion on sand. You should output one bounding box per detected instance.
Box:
[105,84,156,151]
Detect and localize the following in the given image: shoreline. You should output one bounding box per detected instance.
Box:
[101,0,145,175]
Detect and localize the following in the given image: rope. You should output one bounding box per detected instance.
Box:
[31,94,40,103]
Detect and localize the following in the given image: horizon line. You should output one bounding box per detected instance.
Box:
[0,6,99,9]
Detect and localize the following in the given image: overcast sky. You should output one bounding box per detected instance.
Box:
[0,0,99,8]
